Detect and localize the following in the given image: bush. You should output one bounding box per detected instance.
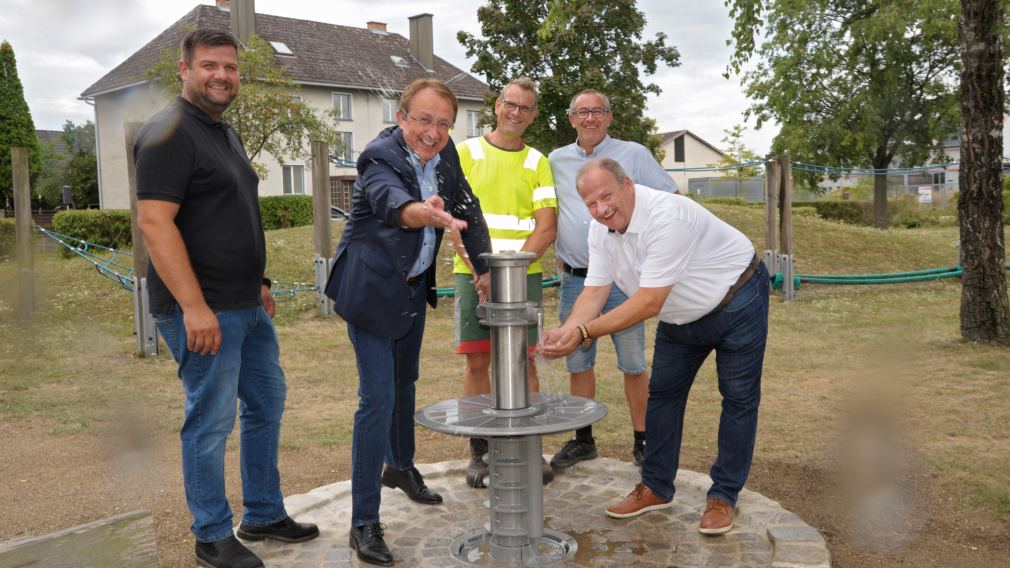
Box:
[704,196,747,206]
[52,210,132,256]
[259,196,313,230]
[792,206,819,218]
[0,218,14,259]
[793,200,875,225]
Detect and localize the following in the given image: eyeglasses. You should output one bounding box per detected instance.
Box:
[574,107,610,119]
[402,111,454,134]
[500,99,536,115]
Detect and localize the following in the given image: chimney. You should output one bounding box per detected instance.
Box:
[230,0,255,43]
[367,21,388,33]
[408,13,434,72]
[215,0,230,10]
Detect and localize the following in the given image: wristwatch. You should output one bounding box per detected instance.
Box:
[577,324,593,348]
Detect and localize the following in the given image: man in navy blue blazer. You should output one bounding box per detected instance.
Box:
[325,78,491,567]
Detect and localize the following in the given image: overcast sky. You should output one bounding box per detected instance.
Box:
[1,0,777,154]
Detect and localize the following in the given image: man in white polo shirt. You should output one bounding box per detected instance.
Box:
[540,157,768,535]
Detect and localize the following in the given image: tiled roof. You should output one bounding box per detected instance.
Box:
[80,4,488,99]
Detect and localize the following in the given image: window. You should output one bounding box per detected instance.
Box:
[467,110,482,138]
[330,177,355,210]
[269,41,294,56]
[337,132,354,162]
[282,165,305,195]
[390,55,409,68]
[382,98,398,124]
[673,136,685,163]
[332,93,352,120]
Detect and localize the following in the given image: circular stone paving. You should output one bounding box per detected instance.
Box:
[243,458,831,567]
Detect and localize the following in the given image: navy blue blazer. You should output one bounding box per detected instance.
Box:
[324,126,491,339]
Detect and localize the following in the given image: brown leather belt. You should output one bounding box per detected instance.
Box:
[713,254,761,312]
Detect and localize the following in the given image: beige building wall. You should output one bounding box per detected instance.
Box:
[95,84,486,209]
[660,134,726,191]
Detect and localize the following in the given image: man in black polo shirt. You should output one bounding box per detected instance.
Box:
[135,30,317,568]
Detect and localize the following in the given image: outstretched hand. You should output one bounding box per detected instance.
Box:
[538,326,581,359]
[407,195,468,232]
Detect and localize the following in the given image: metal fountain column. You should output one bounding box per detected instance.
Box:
[416,251,608,565]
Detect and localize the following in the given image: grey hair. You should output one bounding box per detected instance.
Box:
[576,157,628,191]
[567,89,611,115]
[499,76,539,107]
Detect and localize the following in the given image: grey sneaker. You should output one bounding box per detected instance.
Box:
[633,446,645,468]
[550,438,598,470]
[466,438,489,488]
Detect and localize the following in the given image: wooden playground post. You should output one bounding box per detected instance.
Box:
[779,154,793,257]
[310,141,333,316]
[125,122,158,355]
[11,147,34,314]
[763,155,779,274]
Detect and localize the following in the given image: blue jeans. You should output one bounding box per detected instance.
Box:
[155,305,288,543]
[558,271,646,374]
[346,281,427,527]
[641,262,769,507]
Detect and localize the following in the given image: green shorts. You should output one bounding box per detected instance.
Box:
[454,272,543,354]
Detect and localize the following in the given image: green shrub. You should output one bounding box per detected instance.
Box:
[704,196,747,206]
[1004,190,1010,223]
[52,210,132,256]
[792,206,819,218]
[259,196,313,230]
[793,200,875,225]
[0,218,14,259]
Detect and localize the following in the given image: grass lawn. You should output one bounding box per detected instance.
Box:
[0,204,1008,567]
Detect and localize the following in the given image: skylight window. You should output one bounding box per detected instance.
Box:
[390,55,409,68]
[270,41,294,56]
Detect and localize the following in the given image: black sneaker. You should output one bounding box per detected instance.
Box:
[550,438,598,470]
[195,535,263,568]
[236,516,319,543]
[541,457,555,485]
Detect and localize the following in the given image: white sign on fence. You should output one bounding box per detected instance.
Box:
[918,186,933,204]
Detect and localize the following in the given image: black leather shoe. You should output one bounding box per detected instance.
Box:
[195,535,263,568]
[349,523,394,566]
[236,515,319,543]
[381,466,443,504]
[550,437,598,470]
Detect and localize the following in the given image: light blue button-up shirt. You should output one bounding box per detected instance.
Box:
[548,135,678,269]
[406,152,442,278]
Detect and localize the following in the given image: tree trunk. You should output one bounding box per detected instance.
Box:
[872,171,889,228]
[959,0,1010,344]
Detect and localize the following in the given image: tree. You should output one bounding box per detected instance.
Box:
[0,40,41,210]
[726,0,961,228]
[958,0,1010,344]
[712,123,761,196]
[148,35,342,178]
[458,0,680,158]
[60,121,99,208]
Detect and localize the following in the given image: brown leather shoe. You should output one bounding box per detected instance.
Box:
[605,483,672,518]
[699,497,734,534]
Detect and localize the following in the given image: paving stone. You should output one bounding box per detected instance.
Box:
[258,458,829,567]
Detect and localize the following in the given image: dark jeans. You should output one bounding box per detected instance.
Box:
[641,262,770,507]
[346,281,427,526]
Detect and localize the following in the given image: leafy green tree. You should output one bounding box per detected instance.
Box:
[148,34,341,178]
[458,0,680,158]
[0,40,41,210]
[60,121,99,208]
[726,0,960,228]
[958,0,1010,344]
[713,124,761,192]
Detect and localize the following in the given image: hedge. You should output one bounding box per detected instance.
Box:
[52,210,132,254]
[703,196,748,206]
[259,195,314,230]
[793,200,875,225]
[0,218,14,259]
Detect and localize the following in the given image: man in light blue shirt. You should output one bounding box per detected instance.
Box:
[548,89,678,471]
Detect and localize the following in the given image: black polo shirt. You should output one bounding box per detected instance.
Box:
[134,97,265,314]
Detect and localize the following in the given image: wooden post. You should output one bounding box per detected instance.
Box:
[779,155,793,256]
[310,141,334,316]
[11,147,34,314]
[311,141,332,259]
[125,123,147,277]
[764,156,779,253]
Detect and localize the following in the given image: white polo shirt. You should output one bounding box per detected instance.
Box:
[584,185,755,325]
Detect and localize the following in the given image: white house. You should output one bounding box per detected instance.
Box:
[657,130,727,190]
[80,0,490,210]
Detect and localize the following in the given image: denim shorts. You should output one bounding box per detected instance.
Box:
[558,271,646,374]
